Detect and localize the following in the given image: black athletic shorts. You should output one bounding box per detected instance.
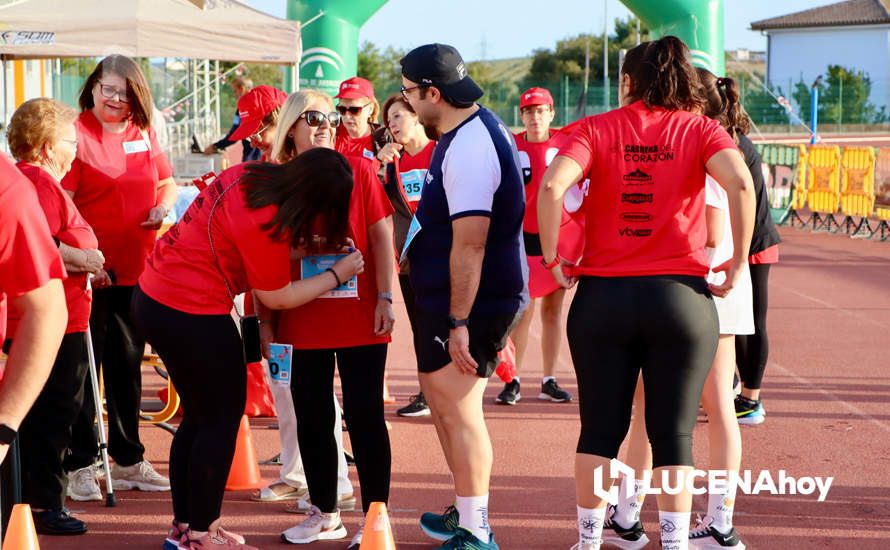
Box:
[416,309,520,378]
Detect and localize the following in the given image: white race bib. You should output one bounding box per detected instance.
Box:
[123,139,150,154]
[268,343,292,388]
[301,254,358,298]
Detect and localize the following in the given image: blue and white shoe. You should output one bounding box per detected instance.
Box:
[420,505,460,541]
[735,396,765,425]
[434,528,499,550]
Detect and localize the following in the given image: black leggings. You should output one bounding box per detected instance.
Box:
[736,263,771,390]
[291,344,391,514]
[131,287,246,531]
[568,275,718,468]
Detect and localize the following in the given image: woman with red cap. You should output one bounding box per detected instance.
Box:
[226,85,289,161]
[62,54,175,499]
[496,86,582,407]
[334,76,388,162]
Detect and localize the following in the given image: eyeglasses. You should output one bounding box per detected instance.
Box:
[335,104,369,116]
[300,110,341,128]
[249,123,270,141]
[400,84,428,100]
[97,82,129,103]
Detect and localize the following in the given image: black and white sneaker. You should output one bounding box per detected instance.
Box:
[688,515,746,549]
[496,379,521,405]
[397,392,431,417]
[602,504,649,550]
[539,379,572,402]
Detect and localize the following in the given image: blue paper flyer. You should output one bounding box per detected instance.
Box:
[301,254,359,298]
[400,215,422,265]
[268,343,292,388]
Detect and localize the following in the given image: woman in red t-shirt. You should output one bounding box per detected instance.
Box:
[537,37,756,550]
[60,55,177,493]
[333,77,387,162]
[377,93,436,418]
[133,148,363,550]
[265,90,395,548]
[4,98,101,536]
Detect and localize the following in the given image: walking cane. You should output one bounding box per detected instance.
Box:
[84,277,116,507]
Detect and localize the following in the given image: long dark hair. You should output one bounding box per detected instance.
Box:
[621,36,704,112]
[697,68,750,142]
[79,54,153,130]
[241,148,353,252]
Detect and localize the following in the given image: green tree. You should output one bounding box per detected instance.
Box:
[357,41,406,101]
[792,65,887,125]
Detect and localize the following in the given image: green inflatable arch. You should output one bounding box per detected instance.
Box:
[286,0,724,96]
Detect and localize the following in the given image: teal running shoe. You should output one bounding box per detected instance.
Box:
[420,505,460,541]
[435,528,499,550]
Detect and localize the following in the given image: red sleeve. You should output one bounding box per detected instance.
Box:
[0,168,66,299]
[149,127,174,180]
[34,183,66,237]
[701,118,739,162]
[233,205,292,293]
[557,118,597,175]
[358,161,394,226]
[60,156,83,194]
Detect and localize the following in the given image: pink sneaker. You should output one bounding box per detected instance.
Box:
[179,519,250,549]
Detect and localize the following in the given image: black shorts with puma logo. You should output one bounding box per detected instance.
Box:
[415,309,520,378]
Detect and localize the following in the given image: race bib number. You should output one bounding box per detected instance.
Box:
[123,139,150,154]
[268,343,292,387]
[301,254,358,298]
[400,215,422,264]
[400,169,426,202]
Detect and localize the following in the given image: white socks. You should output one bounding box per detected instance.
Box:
[456,494,490,543]
[708,483,737,533]
[542,376,555,384]
[614,477,649,527]
[658,511,690,550]
[576,505,605,549]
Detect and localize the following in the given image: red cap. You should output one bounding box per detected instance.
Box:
[519,87,553,109]
[335,77,375,100]
[229,85,288,142]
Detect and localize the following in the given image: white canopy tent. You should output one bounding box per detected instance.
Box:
[0,0,300,63]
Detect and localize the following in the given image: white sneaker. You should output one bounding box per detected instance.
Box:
[280,505,347,544]
[569,544,597,550]
[67,466,102,501]
[347,519,364,549]
[111,460,171,491]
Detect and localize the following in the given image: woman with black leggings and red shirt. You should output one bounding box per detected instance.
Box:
[537,36,756,550]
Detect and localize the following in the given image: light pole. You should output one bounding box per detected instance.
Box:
[810,75,822,145]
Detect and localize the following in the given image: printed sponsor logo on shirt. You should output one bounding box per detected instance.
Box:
[620,212,653,223]
[619,227,653,237]
[622,169,652,184]
[621,192,653,205]
[624,144,675,162]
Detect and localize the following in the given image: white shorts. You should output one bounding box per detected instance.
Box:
[712,262,754,335]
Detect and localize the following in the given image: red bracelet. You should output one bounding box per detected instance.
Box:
[541,256,560,270]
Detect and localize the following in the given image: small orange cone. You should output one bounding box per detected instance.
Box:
[359,502,396,550]
[225,415,264,491]
[2,503,40,550]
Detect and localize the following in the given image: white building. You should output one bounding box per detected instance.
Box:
[751,0,890,111]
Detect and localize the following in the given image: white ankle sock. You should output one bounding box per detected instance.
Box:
[542,376,555,384]
[576,505,605,549]
[512,376,521,384]
[456,494,490,543]
[658,510,690,550]
[614,477,649,527]
[708,484,737,533]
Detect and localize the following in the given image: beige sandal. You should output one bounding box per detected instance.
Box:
[249,481,306,502]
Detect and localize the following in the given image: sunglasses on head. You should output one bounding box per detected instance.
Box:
[300,110,341,128]
[335,103,369,116]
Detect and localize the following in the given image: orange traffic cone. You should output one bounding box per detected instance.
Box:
[2,503,40,550]
[359,502,396,550]
[225,415,264,491]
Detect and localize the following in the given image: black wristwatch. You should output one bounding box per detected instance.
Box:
[448,315,469,329]
[0,424,17,445]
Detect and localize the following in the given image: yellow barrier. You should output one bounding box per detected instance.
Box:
[840,147,876,236]
[805,145,842,231]
[792,145,808,211]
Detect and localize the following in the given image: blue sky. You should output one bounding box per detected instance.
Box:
[245,0,827,60]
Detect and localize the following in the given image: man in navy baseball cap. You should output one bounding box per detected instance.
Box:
[400,43,483,107]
